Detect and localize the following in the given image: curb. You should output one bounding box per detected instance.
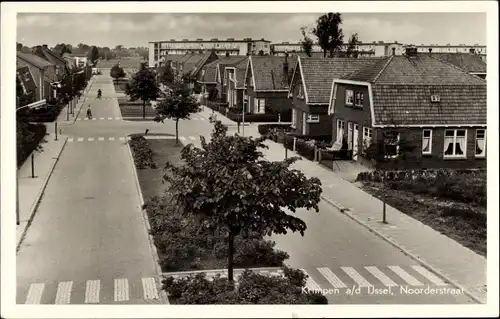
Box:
[71,79,94,124]
[125,135,170,305]
[162,266,284,277]
[320,195,485,304]
[16,135,69,252]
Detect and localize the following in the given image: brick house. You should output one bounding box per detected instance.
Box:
[16,51,59,102]
[215,56,248,102]
[198,59,220,102]
[327,49,487,169]
[198,56,247,102]
[32,45,68,82]
[224,58,248,109]
[288,56,383,140]
[16,66,38,107]
[183,51,219,91]
[244,55,297,116]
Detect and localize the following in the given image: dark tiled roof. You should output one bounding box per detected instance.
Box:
[250,56,298,91]
[234,59,248,89]
[188,52,218,77]
[300,57,384,104]
[17,52,54,69]
[164,55,188,62]
[200,59,219,83]
[216,56,248,83]
[432,53,486,74]
[33,46,67,66]
[371,84,486,125]
[373,55,486,85]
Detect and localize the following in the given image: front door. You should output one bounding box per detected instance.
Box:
[347,122,353,150]
[302,112,307,135]
[353,124,359,161]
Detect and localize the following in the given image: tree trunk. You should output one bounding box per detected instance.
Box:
[323,50,326,58]
[228,226,235,282]
[142,100,146,119]
[175,119,179,145]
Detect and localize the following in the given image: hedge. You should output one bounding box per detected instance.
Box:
[225,110,291,123]
[129,136,157,169]
[26,103,65,123]
[16,121,47,168]
[163,267,328,304]
[257,124,292,136]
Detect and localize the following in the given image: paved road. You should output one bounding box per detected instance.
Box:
[16,74,162,305]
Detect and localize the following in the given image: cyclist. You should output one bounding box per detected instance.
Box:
[86,105,93,119]
[97,89,102,99]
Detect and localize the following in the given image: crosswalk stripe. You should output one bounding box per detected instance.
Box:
[109,137,115,141]
[365,266,398,287]
[119,137,125,141]
[142,277,159,300]
[84,280,100,303]
[88,137,94,141]
[189,136,196,140]
[25,283,45,304]
[300,269,322,292]
[115,117,121,120]
[100,117,104,120]
[193,118,198,120]
[389,266,423,286]
[68,138,74,142]
[77,138,84,142]
[179,136,186,141]
[341,267,372,287]
[199,118,205,121]
[317,267,347,288]
[411,266,448,286]
[114,278,129,302]
[108,117,112,120]
[55,281,73,304]
[84,118,88,121]
[98,137,104,141]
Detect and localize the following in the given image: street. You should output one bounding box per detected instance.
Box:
[17,72,476,305]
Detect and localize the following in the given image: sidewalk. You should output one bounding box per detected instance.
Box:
[16,132,68,251]
[200,110,487,304]
[56,77,96,124]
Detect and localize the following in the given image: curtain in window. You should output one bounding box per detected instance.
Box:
[476,138,485,155]
[455,136,466,155]
[444,136,454,155]
[422,137,430,152]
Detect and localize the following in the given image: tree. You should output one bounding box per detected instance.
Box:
[158,65,175,85]
[163,122,322,281]
[125,66,160,119]
[110,64,126,83]
[153,81,201,144]
[16,42,23,51]
[90,46,99,66]
[346,33,360,58]
[258,50,265,56]
[115,45,123,51]
[312,12,344,58]
[300,26,314,57]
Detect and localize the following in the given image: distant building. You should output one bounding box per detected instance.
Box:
[148,38,271,68]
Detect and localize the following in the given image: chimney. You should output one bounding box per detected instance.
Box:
[392,47,396,56]
[405,46,418,58]
[43,44,48,49]
[282,53,289,87]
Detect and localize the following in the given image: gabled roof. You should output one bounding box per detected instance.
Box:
[188,51,218,77]
[216,56,248,83]
[229,58,249,89]
[33,46,67,67]
[431,53,486,74]
[297,57,384,104]
[332,55,486,126]
[199,59,220,83]
[181,54,207,74]
[17,51,54,69]
[248,56,298,91]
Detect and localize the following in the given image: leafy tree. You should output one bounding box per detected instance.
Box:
[90,46,99,66]
[153,81,200,144]
[16,42,23,51]
[158,65,175,85]
[346,33,360,58]
[312,12,344,58]
[125,66,160,119]
[115,45,123,51]
[163,122,322,281]
[110,64,126,83]
[258,50,264,56]
[300,26,314,57]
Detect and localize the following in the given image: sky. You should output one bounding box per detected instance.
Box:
[16,12,486,48]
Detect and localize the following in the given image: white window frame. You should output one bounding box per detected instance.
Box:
[345,89,354,105]
[307,114,320,123]
[256,98,265,113]
[384,131,400,159]
[363,127,373,150]
[422,129,433,155]
[443,129,467,158]
[475,129,486,158]
[354,92,364,107]
[291,109,297,128]
[336,119,345,143]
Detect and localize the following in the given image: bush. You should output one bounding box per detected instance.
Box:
[143,194,289,272]
[257,124,292,136]
[26,103,65,123]
[295,138,316,161]
[162,267,328,304]
[226,111,283,123]
[129,135,157,169]
[16,121,47,168]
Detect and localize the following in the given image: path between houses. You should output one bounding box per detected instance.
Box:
[197,105,487,304]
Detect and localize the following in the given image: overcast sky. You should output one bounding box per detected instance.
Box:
[16,12,486,48]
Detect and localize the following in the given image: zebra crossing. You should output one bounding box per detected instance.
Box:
[77,117,122,121]
[164,265,451,293]
[66,135,203,143]
[21,277,161,304]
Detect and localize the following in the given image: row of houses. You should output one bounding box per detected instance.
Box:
[16,45,91,108]
[159,47,487,169]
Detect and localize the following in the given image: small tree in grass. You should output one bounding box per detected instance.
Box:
[153,81,201,144]
[125,65,160,119]
[163,122,323,282]
[110,64,126,83]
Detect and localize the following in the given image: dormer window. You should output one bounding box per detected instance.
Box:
[431,94,440,102]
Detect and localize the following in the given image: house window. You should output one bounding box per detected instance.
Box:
[291,109,297,128]
[345,89,354,105]
[384,131,400,158]
[475,129,486,157]
[336,119,345,143]
[355,92,364,107]
[422,129,433,154]
[363,127,373,150]
[444,129,467,158]
[307,114,320,123]
[257,98,266,113]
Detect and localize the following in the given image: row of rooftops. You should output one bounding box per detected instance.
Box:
[151,38,270,43]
